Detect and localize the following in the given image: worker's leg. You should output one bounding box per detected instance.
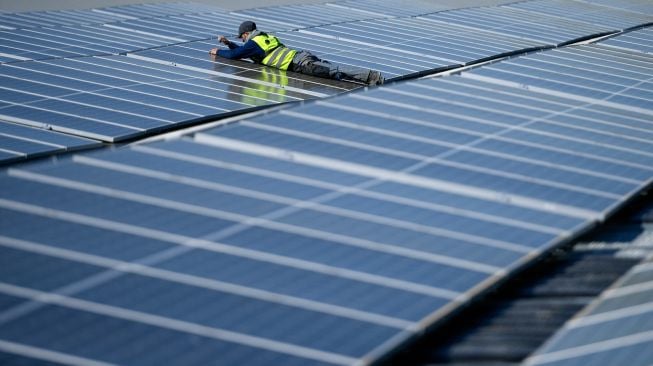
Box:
[292,51,373,84]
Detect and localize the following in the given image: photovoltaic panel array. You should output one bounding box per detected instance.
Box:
[327,0,451,17]
[580,0,653,16]
[231,3,384,28]
[0,131,588,366]
[104,12,297,43]
[94,2,228,18]
[525,259,653,366]
[1,39,652,363]
[599,26,653,55]
[421,5,614,45]
[0,3,299,64]
[132,15,544,83]
[0,8,125,29]
[203,74,652,218]
[462,44,653,113]
[506,0,653,30]
[0,55,333,143]
[0,121,101,165]
[0,25,177,63]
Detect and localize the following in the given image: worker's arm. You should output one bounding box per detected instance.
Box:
[209,39,265,60]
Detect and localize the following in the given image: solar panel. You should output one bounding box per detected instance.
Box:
[104,12,296,43]
[462,44,653,114]
[0,121,101,165]
[0,55,328,142]
[0,2,652,364]
[327,0,449,17]
[581,0,653,16]
[525,259,653,366]
[506,0,653,30]
[94,2,226,18]
[599,26,653,54]
[0,127,586,365]
[231,3,383,28]
[300,17,543,69]
[0,25,176,63]
[421,5,614,45]
[202,75,652,216]
[0,8,125,29]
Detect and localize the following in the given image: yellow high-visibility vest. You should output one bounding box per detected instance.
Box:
[251,33,296,71]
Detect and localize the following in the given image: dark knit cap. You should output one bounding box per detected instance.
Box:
[238,21,257,37]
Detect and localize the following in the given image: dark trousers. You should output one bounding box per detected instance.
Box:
[291,50,372,84]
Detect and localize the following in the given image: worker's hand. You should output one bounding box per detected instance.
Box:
[209,48,218,56]
[218,35,230,45]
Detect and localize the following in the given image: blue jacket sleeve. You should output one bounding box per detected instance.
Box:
[217,40,265,60]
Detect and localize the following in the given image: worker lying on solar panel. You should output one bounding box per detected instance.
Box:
[209,21,385,86]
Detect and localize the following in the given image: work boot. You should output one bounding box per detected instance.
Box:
[367,71,384,86]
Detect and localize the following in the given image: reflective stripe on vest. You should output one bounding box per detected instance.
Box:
[251,34,296,71]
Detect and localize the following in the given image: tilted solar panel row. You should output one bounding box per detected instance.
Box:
[507,0,653,30]
[581,0,653,15]
[0,55,348,143]
[599,26,653,55]
[0,121,100,165]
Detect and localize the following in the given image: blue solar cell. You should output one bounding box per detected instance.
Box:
[323,193,555,249]
[276,207,522,268]
[40,58,168,84]
[61,92,206,121]
[500,128,653,168]
[222,226,491,292]
[27,99,166,129]
[11,28,134,54]
[0,135,58,157]
[443,150,637,195]
[156,249,447,321]
[33,163,288,217]
[0,74,81,98]
[473,138,653,182]
[421,6,611,45]
[0,122,99,149]
[331,96,505,134]
[0,246,103,292]
[8,62,134,88]
[412,162,616,212]
[78,147,331,201]
[77,273,399,357]
[2,29,119,55]
[0,105,141,141]
[0,351,64,366]
[211,124,418,171]
[0,38,84,59]
[0,177,236,237]
[0,305,336,366]
[151,139,370,187]
[506,0,653,30]
[122,84,247,112]
[0,86,46,104]
[527,119,653,154]
[0,293,25,313]
[0,208,175,262]
[294,104,481,145]
[250,114,452,157]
